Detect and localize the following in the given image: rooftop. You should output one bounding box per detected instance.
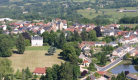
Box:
[32,36,43,40]
[33,67,47,74]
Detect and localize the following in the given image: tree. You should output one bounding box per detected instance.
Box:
[0,72,2,80]
[16,34,25,54]
[121,71,125,79]
[94,72,100,78]
[81,27,88,41]
[90,49,94,54]
[111,75,116,80]
[100,55,107,65]
[4,75,10,80]
[25,67,32,78]
[135,25,138,30]
[89,12,92,15]
[126,53,130,59]
[25,74,29,80]
[45,68,53,80]
[48,46,56,55]
[22,69,25,80]
[16,69,20,77]
[11,74,13,80]
[41,31,49,43]
[88,30,97,41]
[25,39,30,46]
[78,58,83,64]
[123,55,127,60]
[88,63,97,71]
[16,72,22,79]
[52,64,60,80]
[73,65,80,80]
[48,32,56,45]
[0,58,13,76]
[59,31,66,48]
[34,74,38,80]
[94,26,102,37]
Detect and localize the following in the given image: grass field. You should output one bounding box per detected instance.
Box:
[91,58,110,67]
[8,49,65,72]
[120,24,138,27]
[77,7,138,22]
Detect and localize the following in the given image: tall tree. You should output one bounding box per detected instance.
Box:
[42,31,49,43]
[11,74,13,80]
[46,68,53,80]
[59,31,66,48]
[88,30,97,41]
[16,34,25,54]
[81,27,88,41]
[0,72,2,80]
[94,26,102,37]
[52,64,60,80]
[100,55,107,65]
[25,67,32,78]
[22,69,25,80]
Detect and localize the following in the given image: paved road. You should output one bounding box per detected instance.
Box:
[95,56,123,71]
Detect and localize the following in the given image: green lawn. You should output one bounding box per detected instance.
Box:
[91,58,110,67]
[13,46,52,50]
[8,49,65,72]
[73,0,95,2]
[9,0,23,2]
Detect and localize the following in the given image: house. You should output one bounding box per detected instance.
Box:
[129,49,138,57]
[82,46,90,53]
[102,29,115,36]
[39,28,45,34]
[1,25,7,30]
[122,45,132,52]
[31,35,43,46]
[126,73,138,80]
[112,47,124,57]
[23,11,28,14]
[103,73,113,80]
[33,67,47,75]
[87,7,91,10]
[95,42,106,47]
[97,71,108,75]
[79,41,95,49]
[83,60,90,66]
[106,42,118,47]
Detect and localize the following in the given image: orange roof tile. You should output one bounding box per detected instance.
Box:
[83,60,89,63]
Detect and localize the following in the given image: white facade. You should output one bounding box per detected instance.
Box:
[31,36,43,46]
[2,25,7,30]
[40,29,45,34]
[33,72,46,76]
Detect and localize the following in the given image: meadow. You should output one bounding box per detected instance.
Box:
[8,47,65,72]
[77,7,138,22]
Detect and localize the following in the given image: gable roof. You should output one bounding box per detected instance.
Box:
[32,36,43,40]
[83,60,89,63]
[33,67,47,74]
[97,71,107,75]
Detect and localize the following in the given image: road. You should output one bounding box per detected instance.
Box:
[95,56,123,71]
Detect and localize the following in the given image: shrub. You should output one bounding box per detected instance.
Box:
[81,70,88,76]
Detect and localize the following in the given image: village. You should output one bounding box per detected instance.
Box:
[1,18,138,80]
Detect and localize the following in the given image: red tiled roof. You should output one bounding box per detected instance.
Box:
[134,51,138,54]
[33,67,47,74]
[97,71,107,75]
[83,60,89,63]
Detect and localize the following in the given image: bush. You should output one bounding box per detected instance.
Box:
[43,43,48,46]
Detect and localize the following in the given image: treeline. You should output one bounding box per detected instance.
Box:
[118,16,138,24]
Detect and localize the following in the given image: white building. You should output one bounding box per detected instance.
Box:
[31,36,43,46]
[0,18,12,21]
[1,25,7,30]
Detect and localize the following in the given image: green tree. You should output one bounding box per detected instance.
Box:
[73,65,80,80]
[121,71,125,79]
[90,49,94,54]
[78,58,83,64]
[0,58,13,76]
[52,64,60,80]
[59,31,66,48]
[100,55,107,65]
[48,46,56,55]
[42,31,49,43]
[4,75,10,80]
[34,74,38,80]
[16,34,25,54]
[126,53,130,59]
[135,25,138,30]
[25,74,29,80]
[22,69,25,80]
[48,32,56,45]
[25,39,30,46]
[16,69,20,77]
[11,74,13,80]
[88,63,97,71]
[111,75,116,80]
[123,55,127,60]
[94,72,100,78]
[25,67,32,78]
[88,30,97,41]
[0,72,2,80]
[81,28,88,41]
[46,68,53,80]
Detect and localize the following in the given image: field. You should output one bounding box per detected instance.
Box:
[13,46,52,50]
[8,47,65,72]
[77,7,138,22]
[120,24,138,27]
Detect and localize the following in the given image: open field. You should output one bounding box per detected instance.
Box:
[120,24,138,27]
[77,7,138,22]
[73,0,95,2]
[7,49,65,72]
[9,0,23,2]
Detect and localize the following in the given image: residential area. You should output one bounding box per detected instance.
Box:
[0,17,138,80]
